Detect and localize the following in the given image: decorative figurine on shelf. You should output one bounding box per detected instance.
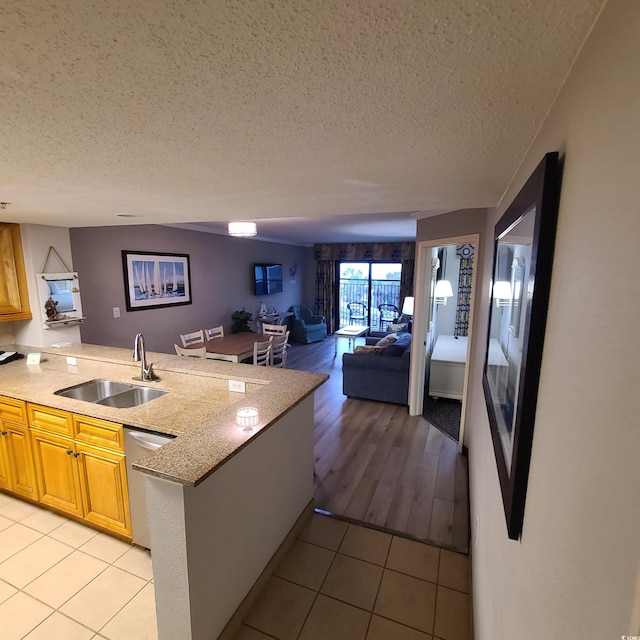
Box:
[44,296,59,322]
[258,301,268,319]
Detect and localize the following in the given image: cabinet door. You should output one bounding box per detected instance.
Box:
[31,430,83,517]
[0,430,11,491]
[0,223,31,321]
[77,443,131,539]
[5,424,38,500]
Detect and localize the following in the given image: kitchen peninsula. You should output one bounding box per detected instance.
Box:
[0,343,327,640]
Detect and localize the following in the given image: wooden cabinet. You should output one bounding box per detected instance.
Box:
[0,427,12,491]
[0,398,132,540]
[0,223,31,322]
[2,424,38,500]
[31,429,83,516]
[28,403,132,539]
[77,442,130,536]
[0,397,38,500]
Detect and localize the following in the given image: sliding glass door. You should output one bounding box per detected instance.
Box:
[337,262,402,329]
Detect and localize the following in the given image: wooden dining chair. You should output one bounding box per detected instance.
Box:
[205,325,224,340]
[252,337,273,366]
[174,344,206,358]
[270,331,290,368]
[262,323,287,336]
[180,330,205,347]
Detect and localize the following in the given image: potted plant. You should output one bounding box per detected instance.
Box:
[231,308,253,333]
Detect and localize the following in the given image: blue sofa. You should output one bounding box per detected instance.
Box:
[342,332,412,405]
[287,305,328,344]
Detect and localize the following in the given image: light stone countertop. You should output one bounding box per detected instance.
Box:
[0,343,328,487]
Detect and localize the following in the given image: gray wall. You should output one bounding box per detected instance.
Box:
[70,225,313,353]
[417,208,487,242]
[462,1,640,636]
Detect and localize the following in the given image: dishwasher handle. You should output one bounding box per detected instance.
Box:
[127,431,168,451]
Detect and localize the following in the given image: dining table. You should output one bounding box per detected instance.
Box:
[187,332,272,363]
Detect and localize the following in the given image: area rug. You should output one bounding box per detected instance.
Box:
[423,397,461,442]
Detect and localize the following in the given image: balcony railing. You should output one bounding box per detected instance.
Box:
[339,280,401,329]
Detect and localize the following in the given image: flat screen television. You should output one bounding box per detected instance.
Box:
[254,263,283,295]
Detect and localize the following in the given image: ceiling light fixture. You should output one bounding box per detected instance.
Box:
[228,222,257,237]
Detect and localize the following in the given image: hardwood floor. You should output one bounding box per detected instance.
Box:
[286,336,470,553]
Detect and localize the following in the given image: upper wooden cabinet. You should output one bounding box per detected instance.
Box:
[0,223,31,322]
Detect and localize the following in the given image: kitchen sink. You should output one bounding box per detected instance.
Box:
[96,386,167,408]
[55,379,168,408]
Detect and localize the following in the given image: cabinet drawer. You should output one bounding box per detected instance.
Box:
[74,415,123,452]
[0,396,27,426]
[28,404,74,437]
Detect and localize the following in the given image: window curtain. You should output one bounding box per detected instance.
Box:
[454,243,475,337]
[314,260,337,334]
[314,242,415,333]
[399,258,415,309]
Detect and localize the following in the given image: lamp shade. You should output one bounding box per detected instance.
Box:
[401,296,415,316]
[492,281,512,300]
[228,222,257,237]
[434,280,454,298]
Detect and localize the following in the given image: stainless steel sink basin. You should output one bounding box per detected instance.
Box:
[55,379,134,403]
[97,386,167,408]
[55,379,168,408]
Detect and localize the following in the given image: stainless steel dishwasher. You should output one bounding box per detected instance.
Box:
[124,428,174,550]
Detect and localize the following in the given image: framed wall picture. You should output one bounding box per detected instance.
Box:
[122,251,192,311]
[482,152,561,540]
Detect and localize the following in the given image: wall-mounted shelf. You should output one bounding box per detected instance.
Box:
[36,271,86,329]
[43,317,86,329]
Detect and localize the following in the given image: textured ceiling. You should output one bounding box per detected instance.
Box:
[0,0,604,243]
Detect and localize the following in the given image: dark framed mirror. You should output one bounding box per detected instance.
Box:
[483,152,561,540]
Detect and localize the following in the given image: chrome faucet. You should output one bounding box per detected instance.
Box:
[133,333,159,382]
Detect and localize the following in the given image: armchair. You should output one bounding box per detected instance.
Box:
[287,305,328,344]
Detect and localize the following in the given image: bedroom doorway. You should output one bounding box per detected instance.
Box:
[408,235,479,450]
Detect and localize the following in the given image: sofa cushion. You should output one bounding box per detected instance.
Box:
[388,322,408,333]
[383,332,412,357]
[354,345,384,355]
[375,333,397,348]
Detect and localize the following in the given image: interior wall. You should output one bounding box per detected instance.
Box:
[466,0,640,637]
[14,224,82,348]
[69,225,312,353]
[302,247,317,310]
[0,323,15,348]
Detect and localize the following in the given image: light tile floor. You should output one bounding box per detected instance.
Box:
[0,492,471,640]
[234,513,471,640]
[0,492,157,640]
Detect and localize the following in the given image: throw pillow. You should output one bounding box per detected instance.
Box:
[354,345,384,355]
[388,323,407,333]
[375,333,398,348]
[383,332,412,357]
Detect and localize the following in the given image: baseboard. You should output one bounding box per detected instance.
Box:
[217,499,315,640]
